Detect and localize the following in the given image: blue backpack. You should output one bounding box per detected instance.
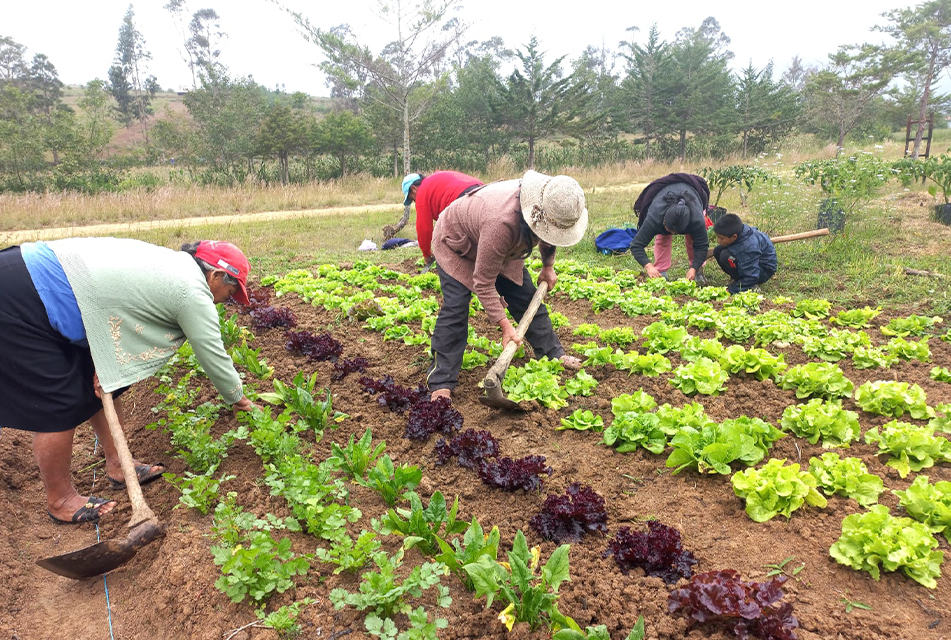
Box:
[595,227,638,255]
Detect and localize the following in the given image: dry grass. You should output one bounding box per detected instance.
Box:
[0,176,399,232]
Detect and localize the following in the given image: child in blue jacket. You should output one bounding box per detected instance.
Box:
[711,214,777,293]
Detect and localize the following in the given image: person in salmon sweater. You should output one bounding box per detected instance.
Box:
[426,170,588,401]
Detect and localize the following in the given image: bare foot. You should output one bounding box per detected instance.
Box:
[430,388,452,402]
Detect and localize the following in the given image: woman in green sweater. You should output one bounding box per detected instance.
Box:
[0,238,255,524]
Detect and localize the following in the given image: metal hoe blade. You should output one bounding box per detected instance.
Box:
[35,521,166,579]
[478,281,549,411]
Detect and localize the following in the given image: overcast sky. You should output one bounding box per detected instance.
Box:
[5,0,904,95]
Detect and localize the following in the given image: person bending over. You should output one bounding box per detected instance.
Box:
[0,238,256,525]
[401,171,484,267]
[630,173,710,282]
[427,170,587,401]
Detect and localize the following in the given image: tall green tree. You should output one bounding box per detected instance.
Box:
[570,44,620,150]
[257,97,312,184]
[734,61,800,156]
[618,24,674,159]
[108,4,160,139]
[661,17,736,161]
[877,0,951,157]
[801,44,899,149]
[493,36,589,168]
[313,109,374,177]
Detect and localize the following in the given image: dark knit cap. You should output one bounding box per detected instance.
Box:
[713,213,743,237]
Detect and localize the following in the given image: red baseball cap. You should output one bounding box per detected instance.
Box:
[195,240,251,305]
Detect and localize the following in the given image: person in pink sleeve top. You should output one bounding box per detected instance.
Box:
[402,171,484,267]
[426,170,588,401]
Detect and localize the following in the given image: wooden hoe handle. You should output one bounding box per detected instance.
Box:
[101,392,157,528]
[483,280,550,391]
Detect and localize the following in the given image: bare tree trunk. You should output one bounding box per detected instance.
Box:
[679,129,687,162]
[912,46,938,159]
[528,135,536,169]
[385,101,414,240]
[402,98,411,174]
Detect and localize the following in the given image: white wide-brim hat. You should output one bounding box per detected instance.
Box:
[519,170,588,247]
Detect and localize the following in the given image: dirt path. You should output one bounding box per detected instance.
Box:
[2,203,400,244]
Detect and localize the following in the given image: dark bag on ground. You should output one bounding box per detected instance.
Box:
[595,228,638,255]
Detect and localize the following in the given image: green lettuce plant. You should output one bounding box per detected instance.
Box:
[830,504,944,588]
[666,421,766,475]
[564,370,598,396]
[881,314,943,337]
[851,346,898,370]
[573,323,601,338]
[641,321,690,354]
[718,345,787,381]
[807,452,884,507]
[655,402,713,436]
[932,366,951,383]
[894,476,951,544]
[792,298,832,320]
[671,358,729,396]
[602,413,667,454]
[731,458,827,522]
[612,390,657,416]
[864,420,951,478]
[829,307,881,328]
[679,337,725,362]
[613,351,672,376]
[502,357,569,409]
[559,409,604,432]
[779,362,854,399]
[885,337,931,362]
[854,381,934,419]
[779,399,860,447]
[598,326,638,347]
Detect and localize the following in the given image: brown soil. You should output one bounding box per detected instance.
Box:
[2,277,950,640]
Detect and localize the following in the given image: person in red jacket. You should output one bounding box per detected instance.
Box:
[402,171,484,266]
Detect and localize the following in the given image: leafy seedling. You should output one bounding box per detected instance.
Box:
[763,556,805,579]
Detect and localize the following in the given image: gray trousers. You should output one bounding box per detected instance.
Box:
[427,267,565,392]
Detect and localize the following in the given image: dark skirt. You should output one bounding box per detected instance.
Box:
[0,246,122,433]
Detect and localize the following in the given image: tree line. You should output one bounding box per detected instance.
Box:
[2,0,951,193]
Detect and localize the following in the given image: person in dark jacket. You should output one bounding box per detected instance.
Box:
[630,173,710,281]
[710,213,777,294]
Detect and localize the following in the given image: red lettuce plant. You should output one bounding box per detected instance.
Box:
[237,286,271,310]
[332,357,368,381]
[284,330,343,361]
[405,397,464,440]
[434,429,500,469]
[668,570,798,640]
[250,306,297,330]
[478,455,552,492]
[530,483,608,543]
[604,520,697,584]
[359,375,427,413]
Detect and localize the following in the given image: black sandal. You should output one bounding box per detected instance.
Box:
[107,463,167,490]
[48,496,117,525]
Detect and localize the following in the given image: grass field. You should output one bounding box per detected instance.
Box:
[1,145,950,315]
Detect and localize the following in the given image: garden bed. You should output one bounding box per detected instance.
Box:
[1,261,949,640]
